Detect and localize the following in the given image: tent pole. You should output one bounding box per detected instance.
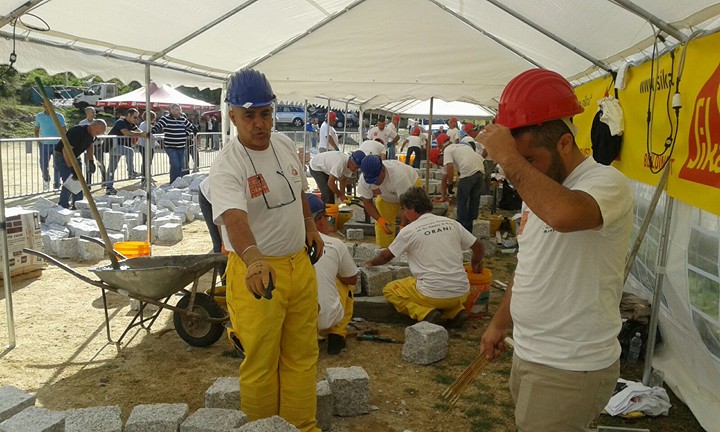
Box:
[342,101,349,150]
[0,143,16,355]
[642,194,674,386]
[610,0,688,43]
[303,99,308,168]
[425,97,433,193]
[221,82,229,150]
[145,65,153,250]
[624,162,672,282]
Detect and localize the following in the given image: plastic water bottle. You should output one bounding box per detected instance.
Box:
[628,332,642,364]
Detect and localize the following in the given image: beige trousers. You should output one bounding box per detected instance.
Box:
[510,353,619,432]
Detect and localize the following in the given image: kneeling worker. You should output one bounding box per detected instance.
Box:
[309,150,365,204]
[365,187,485,326]
[358,155,419,247]
[307,194,359,354]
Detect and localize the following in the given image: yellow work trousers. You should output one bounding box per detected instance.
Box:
[226,250,320,432]
[383,276,467,321]
[325,280,354,338]
[375,196,400,247]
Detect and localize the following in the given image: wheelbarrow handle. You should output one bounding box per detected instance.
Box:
[22,248,106,289]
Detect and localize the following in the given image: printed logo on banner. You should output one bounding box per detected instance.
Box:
[679,63,720,188]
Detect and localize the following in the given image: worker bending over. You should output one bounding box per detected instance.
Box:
[306,194,359,355]
[309,150,364,204]
[429,143,485,233]
[209,68,324,432]
[357,155,419,247]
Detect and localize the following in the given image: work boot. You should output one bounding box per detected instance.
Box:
[327,333,346,355]
[422,309,447,325]
[446,310,468,329]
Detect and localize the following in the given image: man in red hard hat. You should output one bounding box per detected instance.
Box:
[446,117,461,144]
[209,68,324,432]
[478,69,634,432]
[367,115,400,160]
[319,111,339,152]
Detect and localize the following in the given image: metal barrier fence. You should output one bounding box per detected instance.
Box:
[1,133,222,199]
[1,130,364,199]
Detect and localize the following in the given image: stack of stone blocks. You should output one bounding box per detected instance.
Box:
[31,173,208,261]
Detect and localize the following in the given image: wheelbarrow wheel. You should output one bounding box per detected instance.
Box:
[173,293,225,347]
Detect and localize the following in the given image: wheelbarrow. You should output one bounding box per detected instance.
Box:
[23,247,229,348]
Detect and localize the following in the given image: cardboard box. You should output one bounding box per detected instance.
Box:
[0,208,45,279]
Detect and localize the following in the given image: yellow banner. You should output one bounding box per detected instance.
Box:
[575,31,720,216]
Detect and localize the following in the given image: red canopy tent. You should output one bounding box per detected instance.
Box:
[97,82,215,110]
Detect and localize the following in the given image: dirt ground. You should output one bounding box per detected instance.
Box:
[0,210,705,431]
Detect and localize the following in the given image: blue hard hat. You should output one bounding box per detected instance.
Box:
[306,193,326,216]
[225,68,276,108]
[350,150,365,167]
[360,155,383,184]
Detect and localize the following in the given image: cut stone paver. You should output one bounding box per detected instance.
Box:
[125,403,188,432]
[0,406,64,432]
[64,406,121,432]
[205,377,240,410]
[402,321,448,365]
[326,366,369,417]
[180,408,247,432]
[233,415,299,431]
[0,386,35,423]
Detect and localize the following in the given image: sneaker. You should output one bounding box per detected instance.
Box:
[422,309,447,325]
[105,188,118,195]
[327,334,346,355]
[446,310,468,329]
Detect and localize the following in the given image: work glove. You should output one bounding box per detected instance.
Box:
[305,216,324,262]
[377,216,393,235]
[88,160,97,174]
[241,246,276,300]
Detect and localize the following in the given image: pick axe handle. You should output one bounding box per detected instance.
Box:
[35,78,120,269]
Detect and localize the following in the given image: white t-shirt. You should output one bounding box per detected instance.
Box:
[443,144,485,178]
[357,160,418,203]
[137,121,158,148]
[209,133,308,256]
[447,127,461,144]
[309,151,352,179]
[366,126,397,145]
[359,140,386,157]
[319,122,338,150]
[316,233,358,330]
[511,157,634,371]
[388,213,476,298]
[405,135,423,149]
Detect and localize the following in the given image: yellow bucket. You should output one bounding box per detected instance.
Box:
[113,241,150,258]
[463,266,492,318]
[337,209,353,230]
[325,203,339,232]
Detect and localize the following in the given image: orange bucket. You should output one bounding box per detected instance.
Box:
[463,266,492,318]
[114,241,151,258]
[325,203,339,232]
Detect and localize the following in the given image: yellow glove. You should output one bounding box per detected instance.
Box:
[377,216,393,234]
[241,246,276,299]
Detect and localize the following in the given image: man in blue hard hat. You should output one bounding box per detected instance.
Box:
[306,193,358,354]
[308,150,364,204]
[358,155,419,247]
[209,68,324,432]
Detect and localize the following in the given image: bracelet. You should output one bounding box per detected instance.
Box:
[304,216,314,221]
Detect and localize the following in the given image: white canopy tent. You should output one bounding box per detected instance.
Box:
[2,2,720,430]
[2,0,720,108]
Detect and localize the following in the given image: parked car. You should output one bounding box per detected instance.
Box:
[419,118,449,134]
[275,105,307,127]
[309,107,358,129]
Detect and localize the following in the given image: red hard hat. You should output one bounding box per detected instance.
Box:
[429,148,442,165]
[449,117,458,124]
[393,115,400,122]
[411,126,421,136]
[436,133,450,146]
[328,111,337,120]
[463,123,476,133]
[495,69,584,129]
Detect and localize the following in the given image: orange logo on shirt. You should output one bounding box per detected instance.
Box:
[248,174,269,198]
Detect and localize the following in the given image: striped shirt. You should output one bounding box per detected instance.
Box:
[151,115,198,149]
